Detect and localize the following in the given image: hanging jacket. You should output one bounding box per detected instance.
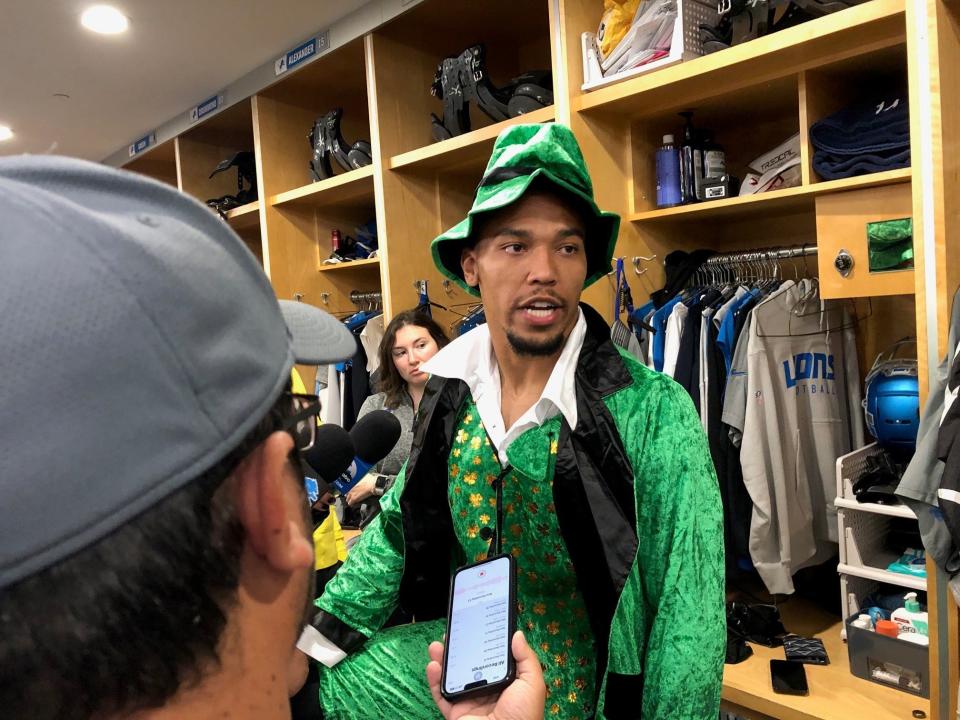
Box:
[897,288,960,574]
[936,344,960,568]
[649,249,715,309]
[314,304,725,719]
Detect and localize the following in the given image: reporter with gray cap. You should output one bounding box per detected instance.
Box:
[0,155,359,720]
[0,156,547,720]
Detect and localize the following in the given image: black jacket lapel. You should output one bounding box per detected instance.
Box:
[553,305,639,686]
[398,375,468,619]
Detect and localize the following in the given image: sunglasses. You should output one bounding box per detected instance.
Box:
[280,392,323,453]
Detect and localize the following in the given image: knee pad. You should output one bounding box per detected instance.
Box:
[310,108,373,180]
[430,44,553,139]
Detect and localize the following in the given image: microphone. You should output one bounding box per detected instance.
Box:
[303,423,355,504]
[330,410,402,495]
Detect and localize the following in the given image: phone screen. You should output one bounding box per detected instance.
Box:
[443,555,514,697]
[770,659,809,696]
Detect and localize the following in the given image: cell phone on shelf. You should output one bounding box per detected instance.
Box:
[441,554,517,702]
[770,659,809,696]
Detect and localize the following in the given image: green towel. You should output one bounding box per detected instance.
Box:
[868,218,914,271]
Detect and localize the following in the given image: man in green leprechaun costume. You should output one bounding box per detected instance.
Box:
[301,124,725,719]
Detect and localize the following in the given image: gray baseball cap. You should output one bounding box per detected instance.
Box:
[279,299,356,365]
[0,155,355,589]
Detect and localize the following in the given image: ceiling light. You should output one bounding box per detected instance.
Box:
[0,126,13,142]
[81,5,129,34]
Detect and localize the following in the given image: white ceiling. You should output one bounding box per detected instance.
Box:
[0,0,371,161]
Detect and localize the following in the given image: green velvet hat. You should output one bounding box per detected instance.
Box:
[431,123,620,296]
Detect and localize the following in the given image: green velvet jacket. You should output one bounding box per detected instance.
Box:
[316,304,725,719]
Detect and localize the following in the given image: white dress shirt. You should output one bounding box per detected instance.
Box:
[662,302,688,378]
[421,309,587,464]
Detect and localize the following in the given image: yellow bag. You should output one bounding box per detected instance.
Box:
[597,0,641,58]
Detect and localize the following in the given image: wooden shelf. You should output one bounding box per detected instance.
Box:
[722,595,929,720]
[224,200,261,230]
[259,37,367,111]
[317,257,380,273]
[838,562,927,592]
[269,166,375,211]
[183,99,255,149]
[835,497,916,519]
[124,138,178,187]
[576,0,905,118]
[177,98,257,204]
[630,168,911,223]
[388,106,555,173]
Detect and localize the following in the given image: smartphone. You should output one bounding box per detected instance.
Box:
[770,659,809,696]
[441,554,516,702]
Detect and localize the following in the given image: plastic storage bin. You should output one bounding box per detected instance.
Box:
[835,443,924,637]
[836,442,885,501]
[840,574,881,632]
[845,614,929,697]
[580,0,718,91]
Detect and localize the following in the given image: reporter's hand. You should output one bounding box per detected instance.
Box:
[345,477,377,507]
[311,491,334,513]
[426,631,546,720]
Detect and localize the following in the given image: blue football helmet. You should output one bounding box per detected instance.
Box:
[863,338,920,451]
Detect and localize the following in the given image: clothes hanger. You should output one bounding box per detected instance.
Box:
[452,304,486,334]
[413,279,473,319]
[756,278,869,338]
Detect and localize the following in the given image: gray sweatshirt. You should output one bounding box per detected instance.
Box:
[356,390,415,492]
[723,279,864,595]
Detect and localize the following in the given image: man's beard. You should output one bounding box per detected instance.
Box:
[506,329,566,357]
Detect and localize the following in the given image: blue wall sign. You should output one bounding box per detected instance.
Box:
[190,94,223,123]
[128,132,156,158]
[275,31,329,76]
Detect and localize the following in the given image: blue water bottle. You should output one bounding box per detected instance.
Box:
[656,134,682,208]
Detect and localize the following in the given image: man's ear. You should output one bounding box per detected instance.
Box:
[235,431,314,572]
[461,246,480,290]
